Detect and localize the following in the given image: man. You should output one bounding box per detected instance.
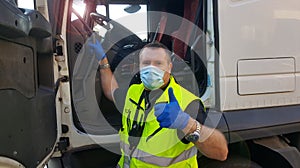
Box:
[89,40,228,167]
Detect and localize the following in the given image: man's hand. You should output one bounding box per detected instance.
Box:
[154,88,190,130]
[87,34,106,61]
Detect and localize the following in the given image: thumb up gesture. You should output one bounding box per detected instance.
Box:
[154,88,190,130]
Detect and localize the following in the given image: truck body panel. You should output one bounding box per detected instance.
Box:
[217,0,300,111]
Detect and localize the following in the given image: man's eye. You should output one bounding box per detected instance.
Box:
[142,62,150,65]
[155,62,163,66]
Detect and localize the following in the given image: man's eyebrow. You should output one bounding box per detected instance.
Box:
[155,60,164,63]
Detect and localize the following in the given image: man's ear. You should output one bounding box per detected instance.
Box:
[168,63,173,73]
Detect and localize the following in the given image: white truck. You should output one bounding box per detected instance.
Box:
[0,0,299,167]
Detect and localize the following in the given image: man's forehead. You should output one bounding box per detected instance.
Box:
[140,47,167,59]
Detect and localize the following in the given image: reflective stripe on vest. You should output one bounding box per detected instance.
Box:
[121,141,198,167]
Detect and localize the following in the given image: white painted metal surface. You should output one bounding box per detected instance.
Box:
[237,57,295,95]
[217,0,300,111]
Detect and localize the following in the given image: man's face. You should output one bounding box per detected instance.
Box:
[139,47,172,84]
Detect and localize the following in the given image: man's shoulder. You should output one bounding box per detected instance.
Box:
[128,83,144,93]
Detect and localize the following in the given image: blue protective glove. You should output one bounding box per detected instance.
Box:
[87,35,106,61]
[154,88,190,130]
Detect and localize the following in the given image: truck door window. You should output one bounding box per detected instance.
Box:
[96,4,147,41]
[17,0,34,9]
[72,0,86,21]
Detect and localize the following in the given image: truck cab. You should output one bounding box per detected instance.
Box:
[0,0,300,167]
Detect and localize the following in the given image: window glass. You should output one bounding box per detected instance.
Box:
[96,4,147,41]
[72,0,86,21]
[17,0,34,9]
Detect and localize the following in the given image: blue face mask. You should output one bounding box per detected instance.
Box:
[140,65,165,90]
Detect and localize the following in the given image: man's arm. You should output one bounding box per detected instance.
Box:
[87,34,118,102]
[183,118,228,161]
[98,58,118,102]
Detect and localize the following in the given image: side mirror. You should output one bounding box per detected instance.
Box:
[124,5,141,13]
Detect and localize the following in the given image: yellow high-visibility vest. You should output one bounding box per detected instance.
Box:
[118,76,202,168]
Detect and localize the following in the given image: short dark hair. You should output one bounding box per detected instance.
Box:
[140,42,172,63]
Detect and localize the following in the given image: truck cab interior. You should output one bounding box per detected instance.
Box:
[68,0,208,136]
[67,0,207,134]
[0,0,210,167]
[61,0,209,167]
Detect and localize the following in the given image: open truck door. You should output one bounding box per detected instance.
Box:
[0,0,57,167]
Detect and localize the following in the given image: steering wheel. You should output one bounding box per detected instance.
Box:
[90,12,144,71]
